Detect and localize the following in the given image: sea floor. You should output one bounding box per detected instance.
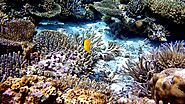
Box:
[36,20,156,95]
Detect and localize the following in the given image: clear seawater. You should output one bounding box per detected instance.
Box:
[36,19,156,93]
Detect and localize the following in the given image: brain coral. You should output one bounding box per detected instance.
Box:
[150,68,185,104]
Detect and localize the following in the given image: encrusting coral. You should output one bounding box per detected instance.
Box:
[0,74,115,104]
[150,68,185,104]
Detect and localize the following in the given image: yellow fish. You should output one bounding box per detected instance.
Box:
[84,39,91,53]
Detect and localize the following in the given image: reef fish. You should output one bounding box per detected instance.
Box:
[84,39,91,53]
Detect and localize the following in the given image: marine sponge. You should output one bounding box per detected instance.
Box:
[150,68,185,104]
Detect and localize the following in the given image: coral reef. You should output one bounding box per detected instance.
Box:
[117,96,157,104]
[150,68,185,104]
[121,56,154,97]
[150,41,185,71]
[0,38,23,55]
[32,29,121,76]
[0,74,115,104]
[145,0,185,24]
[92,0,170,41]
[0,18,35,42]
[29,1,62,18]
[0,51,33,82]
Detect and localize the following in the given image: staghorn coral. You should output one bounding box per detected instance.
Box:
[0,74,115,104]
[0,51,36,83]
[150,41,185,71]
[32,29,121,76]
[32,30,96,76]
[27,50,95,77]
[150,68,185,104]
[0,38,23,55]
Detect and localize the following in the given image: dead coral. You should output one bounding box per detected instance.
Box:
[150,68,185,104]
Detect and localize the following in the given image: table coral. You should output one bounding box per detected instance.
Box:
[150,68,185,104]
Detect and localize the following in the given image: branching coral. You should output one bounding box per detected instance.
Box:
[0,38,23,55]
[121,41,185,97]
[150,68,185,104]
[29,1,61,18]
[58,0,87,19]
[0,74,115,104]
[150,41,185,71]
[0,51,38,83]
[121,56,155,97]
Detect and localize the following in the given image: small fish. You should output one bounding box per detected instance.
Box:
[84,39,91,53]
